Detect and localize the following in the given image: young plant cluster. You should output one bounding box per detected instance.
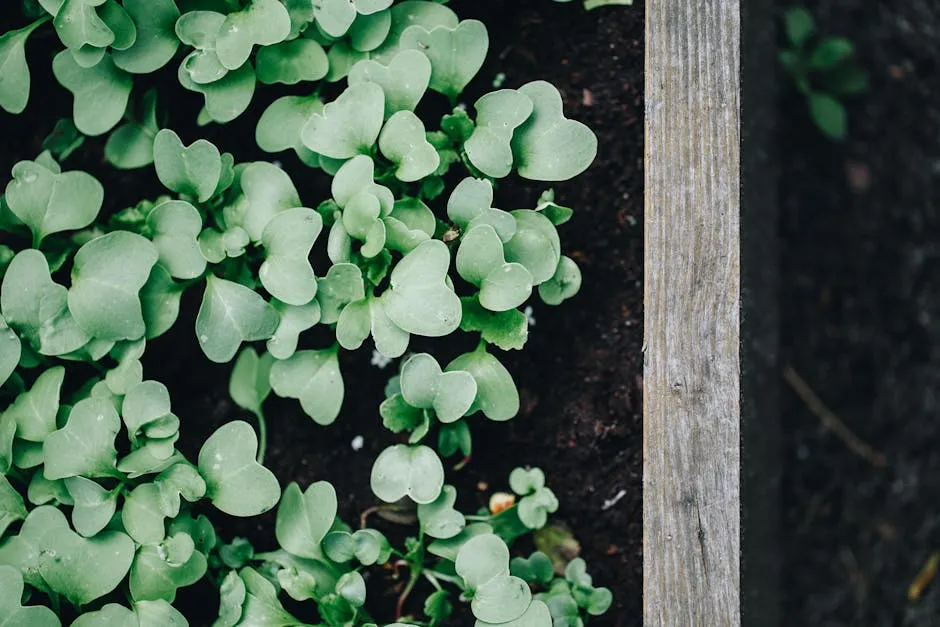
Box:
[0,0,613,624]
[778,6,869,141]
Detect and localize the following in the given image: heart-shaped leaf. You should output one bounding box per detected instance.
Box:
[370,443,443,504]
[301,81,385,159]
[0,20,45,114]
[260,208,322,306]
[53,0,114,52]
[511,81,597,181]
[112,0,180,73]
[257,38,328,84]
[384,240,460,337]
[64,476,118,538]
[43,397,120,479]
[215,0,291,70]
[5,159,103,244]
[464,89,534,178]
[239,567,303,626]
[445,177,516,242]
[177,60,256,123]
[0,564,59,626]
[256,94,323,164]
[509,467,544,495]
[427,521,491,562]
[37,508,135,606]
[510,551,554,585]
[276,481,337,559]
[0,316,20,389]
[400,20,487,100]
[417,485,465,539]
[52,51,132,136]
[198,420,280,516]
[372,0,458,63]
[2,366,63,442]
[400,353,476,423]
[267,299,321,359]
[348,9,391,52]
[455,534,531,624]
[539,255,581,305]
[456,225,532,312]
[378,110,440,181]
[129,536,207,602]
[503,210,561,285]
[447,345,519,421]
[331,155,394,212]
[229,347,274,414]
[316,262,365,324]
[153,129,222,203]
[227,161,301,241]
[269,348,344,425]
[348,49,431,117]
[1,249,56,344]
[518,487,558,529]
[196,275,280,363]
[313,0,356,37]
[146,200,207,280]
[483,599,552,627]
[68,232,159,341]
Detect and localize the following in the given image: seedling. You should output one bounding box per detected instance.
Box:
[0,1,614,623]
[779,7,869,141]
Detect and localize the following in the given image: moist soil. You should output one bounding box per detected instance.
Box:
[778,1,940,625]
[0,1,644,625]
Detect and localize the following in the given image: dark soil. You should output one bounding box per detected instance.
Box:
[0,1,644,625]
[778,1,940,625]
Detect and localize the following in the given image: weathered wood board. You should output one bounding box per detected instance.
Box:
[644,1,742,625]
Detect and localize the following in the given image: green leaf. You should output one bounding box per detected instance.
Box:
[257,38,328,84]
[4,159,103,244]
[238,567,302,626]
[1,249,55,343]
[826,64,869,95]
[129,536,207,602]
[177,60,256,123]
[68,232,159,341]
[465,89,534,178]
[314,0,356,37]
[510,551,554,585]
[348,9,391,52]
[0,319,19,388]
[784,7,815,48]
[0,476,27,538]
[214,570,246,627]
[511,81,596,181]
[52,51,132,136]
[260,208,322,306]
[539,255,581,305]
[400,353,476,423]
[198,420,280,516]
[0,20,45,115]
[417,484,465,539]
[269,348,344,425]
[447,345,519,421]
[384,240,461,337]
[226,161,301,241]
[336,571,366,607]
[215,0,291,70]
[196,275,280,363]
[267,299,321,359]
[348,49,431,117]
[399,20,488,100]
[256,94,323,164]
[140,264,183,339]
[437,419,471,459]
[518,488,558,530]
[0,564,60,626]
[455,534,531,623]
[229,347,274,414]
[504,210,561,284]
[457,225,533,312]
[424,589,453,626]
[808,91,847,141]
[53,0,114,52]
[315,262,364,324]
[2,366,63,442]
[301,81,385,159]
[378,110,440,181]
[106,120,157,170]
[331,154,394,211]
[43,397,119,479]
[372,0,457,63]
[379,393,423,434]
[370,443,444,504]
[153,129,221,203]
[37,509,135,606]
[324,40,368,82]
[445,177,515,241]
[98,0,137,51]
[146,200,207,280]
[483,599,552,627]
[276,481,337,559]
[810,36,855,70]
[64,476,117,537]
[112,0,181,73]
[459,296,527,350]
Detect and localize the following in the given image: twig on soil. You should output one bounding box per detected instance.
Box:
[782,365,887,468]
[908,553,939,602]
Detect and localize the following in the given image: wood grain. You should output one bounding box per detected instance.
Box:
[644,1,741,625]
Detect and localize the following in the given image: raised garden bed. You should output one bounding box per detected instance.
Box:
[0,1,644,625]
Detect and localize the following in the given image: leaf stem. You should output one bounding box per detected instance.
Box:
[253,407,267,464]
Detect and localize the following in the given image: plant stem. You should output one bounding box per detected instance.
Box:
[583,0,633,9]
[253,408,267,464]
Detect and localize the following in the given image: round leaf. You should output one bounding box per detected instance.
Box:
[370,443,444,504]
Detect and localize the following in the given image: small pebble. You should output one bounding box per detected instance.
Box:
[351,435,364,451]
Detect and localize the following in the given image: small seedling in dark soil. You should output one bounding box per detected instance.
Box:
[779,6,869,141]
[0,0,613,624]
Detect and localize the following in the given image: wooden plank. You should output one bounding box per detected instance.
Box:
[643,1,741,625]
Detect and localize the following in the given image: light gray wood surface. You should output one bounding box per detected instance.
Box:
[644,1,741,625]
